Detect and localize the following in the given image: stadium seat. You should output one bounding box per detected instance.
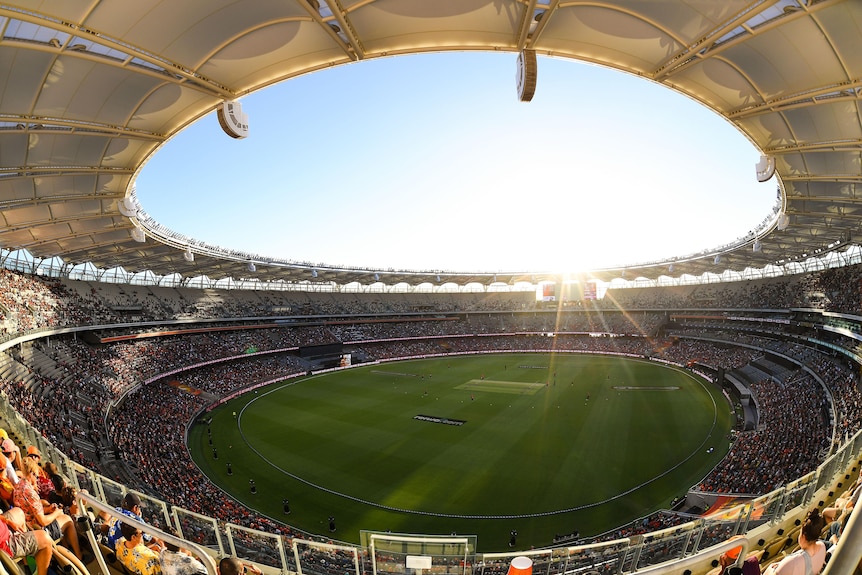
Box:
[758,535,790,563]
[784,525,800,544]
[0,549,26,575]
[52,543,89,575]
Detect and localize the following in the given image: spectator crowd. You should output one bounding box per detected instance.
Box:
[0,265,859,558]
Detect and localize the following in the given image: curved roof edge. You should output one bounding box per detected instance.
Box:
[0,1,858,288]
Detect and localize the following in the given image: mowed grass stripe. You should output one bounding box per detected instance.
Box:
[190,353,734,549]
[457,380,546,394]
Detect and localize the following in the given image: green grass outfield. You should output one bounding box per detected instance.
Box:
[188,353,734,551]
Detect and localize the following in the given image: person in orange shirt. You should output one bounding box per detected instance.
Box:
[0,453,14,507]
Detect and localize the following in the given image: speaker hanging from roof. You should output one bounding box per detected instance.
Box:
[516,49,537,102]
[117,196,137,217]
[218,101,249,139]
[755,155,775,182]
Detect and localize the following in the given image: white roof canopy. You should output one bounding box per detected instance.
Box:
[0,0,859,286]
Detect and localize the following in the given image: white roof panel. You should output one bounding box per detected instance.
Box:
[0,0,857,285]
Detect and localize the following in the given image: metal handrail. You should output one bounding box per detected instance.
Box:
[75,490,219,575]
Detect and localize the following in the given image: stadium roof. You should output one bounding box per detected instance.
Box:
[0,0,860,287]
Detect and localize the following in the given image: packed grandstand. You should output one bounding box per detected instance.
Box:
[0,263,860,572]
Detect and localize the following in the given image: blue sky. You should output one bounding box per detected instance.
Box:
[135,52,777,274]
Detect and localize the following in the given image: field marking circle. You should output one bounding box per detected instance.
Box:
[234,355,720,520]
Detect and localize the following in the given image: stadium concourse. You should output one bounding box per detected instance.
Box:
[0,267,859,573]
[0,1,861,575]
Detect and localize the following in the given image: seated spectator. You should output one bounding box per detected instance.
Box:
[0,454,13,509]
[830,476,862,512]
[12,456,84,561]
[218,556,261,575]
[763,508,826,575]
[821,476,860,552]
[25,448,54,501]
[827,508,850,547]
[0,507,54,575]
[104,493,156,549]
[159,527,206,575]
[717,536,761,575]
[43,462,77,516]
[1,440,20,486]
[116,521,163,575]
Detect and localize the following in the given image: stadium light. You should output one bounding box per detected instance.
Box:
[753,238,763,252]
[183,249,194,262]
[247,262,256,272]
